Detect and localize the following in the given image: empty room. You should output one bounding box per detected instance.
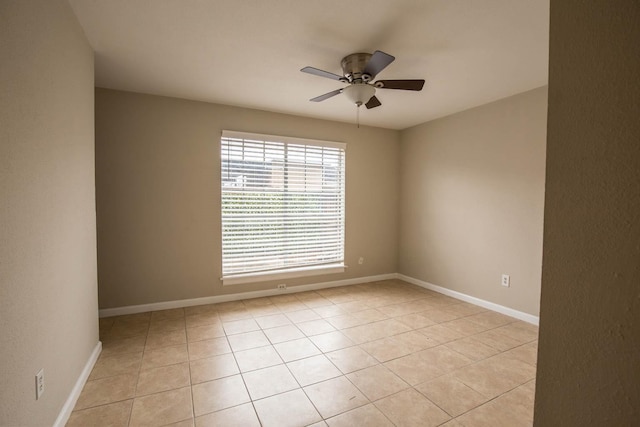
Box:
[2,0,638,426]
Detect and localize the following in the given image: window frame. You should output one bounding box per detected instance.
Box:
[220,130,346,286]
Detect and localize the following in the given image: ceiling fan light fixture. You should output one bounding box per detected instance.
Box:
[343,84,375,107]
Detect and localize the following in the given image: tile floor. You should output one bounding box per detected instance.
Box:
[68,280,538,427]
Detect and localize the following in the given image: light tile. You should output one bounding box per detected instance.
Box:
[360,337,413,362]
[150,308,185,321]
[136,362,191,396]
[445,337,501,361]
[455,396,532,427]
[312,305,348,318]
[186,323,225,342]
[218,308,252,321]
[415,375,488,416]
[253,389,321,427]
[227,330,270,352]
[504,342,538,366]
[472,329,523,351]
[466,311,515,328]
[192,375,250,416]
[286,354,342,386]
[443,302,487,317]
[384,353,445,386]
[67,399,132,427]
[326,314,369,329]
[304,376,368,418]
[375,388,450,427]
[263,324,305,344]
[75,374,137,410]
[184,304,217,316]
[242,364,299,400]
[190,353,239,384]
[341,319,412,344]
[494,322,539,343]
[148,317,186,334]
[195,402,260,427]
[392,313,436,329]
[274,337,321,362]
[326,346,378,374]
[243,297,274,308]
[101,335,146,357]
[346,364,409,401]
[188,337,231,360]
[418,324,466,344]
[420,309,460,323]
[145,328,187,350]
[352,309,389,323]
[285,309,321,323]
[185,312,221,328]
[309,331,354,353]
[326,404,393,427]
[166,419,195,427]
[223,318,260,335]
[129,386,192,426]
[73,282,538,427]
[297,319,336,336]
[108,322,149,339]
[141,344,188,370]
[235,345,283,372]
[89,352,142,380]
[255,313,292,329]
[442,318,491,336]
[452,354,536,399]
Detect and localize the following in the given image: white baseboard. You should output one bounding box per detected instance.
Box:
[98,272,539,326]
[99,273,396,318]
[53,341,102,427]
[397,273,539,325]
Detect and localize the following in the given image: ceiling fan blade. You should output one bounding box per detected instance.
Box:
[310,88,343,102]
[375,79,425,91]
[365,96,382,109]
[363,51,395,78]
[301,66,344,81]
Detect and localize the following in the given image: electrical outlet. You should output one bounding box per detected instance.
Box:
[501,274,510,287]
[35,369,44,400]
[277,284,287,290]
[358,257,364,265]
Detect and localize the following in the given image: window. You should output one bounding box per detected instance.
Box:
[221,130,345,285]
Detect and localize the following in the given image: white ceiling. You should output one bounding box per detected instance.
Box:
[69,0,549,130]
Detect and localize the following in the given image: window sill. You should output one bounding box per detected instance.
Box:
[222,264,345,286]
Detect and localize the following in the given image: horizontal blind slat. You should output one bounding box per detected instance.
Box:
[221,134,345,277]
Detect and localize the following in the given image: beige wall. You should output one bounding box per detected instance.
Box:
[0,1,98,426]
[398,87,548,316]
[534,0,640,424]
[95,89,400,308]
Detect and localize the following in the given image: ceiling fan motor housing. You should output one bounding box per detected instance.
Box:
[341,53,373,82]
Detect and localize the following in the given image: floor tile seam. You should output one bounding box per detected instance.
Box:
[411,380,482,419]
[147,325,187,335]
[75,394,136,413]
[443,381,534,422]
[369,386,451,425]
[131,384,192,403]
[268,351,330,421]
[184,339,197,426]
[223,333,262,426]
[68,397,135,415]
[300,378,371,422]
[475,335,536,355]
[449,369,530,402]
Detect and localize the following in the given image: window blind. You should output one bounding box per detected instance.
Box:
[221,131,345,283]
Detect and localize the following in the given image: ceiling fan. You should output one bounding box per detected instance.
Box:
[301,50,425,110]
